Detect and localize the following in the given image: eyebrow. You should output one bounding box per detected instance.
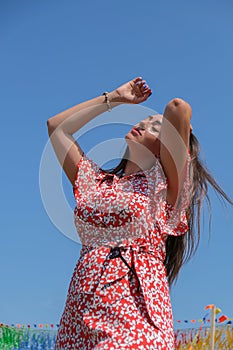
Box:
[147,116,162,125]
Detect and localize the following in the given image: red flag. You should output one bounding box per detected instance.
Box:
[218,315,228,323]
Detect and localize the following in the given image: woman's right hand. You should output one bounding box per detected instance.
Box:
[109,77,152,104]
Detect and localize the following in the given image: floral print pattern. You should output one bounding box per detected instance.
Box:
[55,153,191,349]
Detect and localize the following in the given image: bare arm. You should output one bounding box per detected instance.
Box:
[47,77,152,186]
[160,98,192,206]
[47,95,122,185]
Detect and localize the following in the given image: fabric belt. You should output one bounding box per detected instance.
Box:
[108,246,141,292]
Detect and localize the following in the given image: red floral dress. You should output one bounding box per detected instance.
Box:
[55,152,191,350]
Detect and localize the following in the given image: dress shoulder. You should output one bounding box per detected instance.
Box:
[73,153,104,199]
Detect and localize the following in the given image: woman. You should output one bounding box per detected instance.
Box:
[47,77,232,349]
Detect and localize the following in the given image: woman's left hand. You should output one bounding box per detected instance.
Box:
[109,77,152,104]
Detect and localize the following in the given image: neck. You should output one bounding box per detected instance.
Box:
[124,148,157,176]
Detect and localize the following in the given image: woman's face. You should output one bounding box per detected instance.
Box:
[125,114,163,157]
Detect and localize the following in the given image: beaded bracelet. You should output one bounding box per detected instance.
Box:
[102,92,112,112]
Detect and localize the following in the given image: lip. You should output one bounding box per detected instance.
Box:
[131,128,141,136]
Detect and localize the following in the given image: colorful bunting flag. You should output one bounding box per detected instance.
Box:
[218,315,228,323]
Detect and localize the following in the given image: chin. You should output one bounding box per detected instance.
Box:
[125,134,136,143]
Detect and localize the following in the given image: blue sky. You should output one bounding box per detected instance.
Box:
[1,0,233,329]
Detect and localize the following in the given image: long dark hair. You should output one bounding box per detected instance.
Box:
[103,133,233,286]
[165,132,233,286]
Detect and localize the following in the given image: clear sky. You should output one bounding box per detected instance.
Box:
[1,0,233,329]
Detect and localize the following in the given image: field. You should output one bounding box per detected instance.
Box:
[1,324,233,349]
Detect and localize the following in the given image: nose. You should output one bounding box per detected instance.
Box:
[138,121,146,129]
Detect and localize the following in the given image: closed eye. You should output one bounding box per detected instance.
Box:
[153,120,162,126]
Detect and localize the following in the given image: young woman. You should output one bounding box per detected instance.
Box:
[47,77,232,349]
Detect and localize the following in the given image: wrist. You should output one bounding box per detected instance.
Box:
[102,91,122,112]
[108,90,122,104]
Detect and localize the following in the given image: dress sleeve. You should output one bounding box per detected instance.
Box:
[73,152,103,200]
[155,154,192,236]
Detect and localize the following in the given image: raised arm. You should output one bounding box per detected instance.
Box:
[160,98,192,206]
[47,95,119,185]
[47,77,152,186]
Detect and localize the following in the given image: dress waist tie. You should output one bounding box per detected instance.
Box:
[108,246,141,292]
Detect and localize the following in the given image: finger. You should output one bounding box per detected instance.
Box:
[140,86,151,98]
[134,78,151,98]
[139,80,151,92]
[134,81,145,96]
[133,77,143,84]
[143,88,152,95]
[142,88,152,99]
[136,79,146,87]
[136,80,148,96]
